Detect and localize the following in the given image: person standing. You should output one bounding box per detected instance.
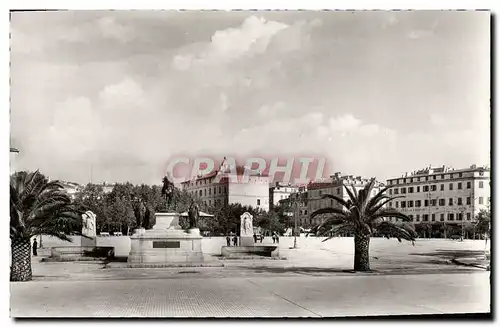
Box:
[272,233,276,244]
[32,238,38,256]
[226,235,231,246]
[232,235,238,246]
[253,233,257,243]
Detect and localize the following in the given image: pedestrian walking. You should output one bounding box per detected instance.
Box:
[232,235,238,246]
[260,234,263,243]
[272,234,276,244]
[253,233,257,243]
[226,235,231,246]
[32,238,38,256]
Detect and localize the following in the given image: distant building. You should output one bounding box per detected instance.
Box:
[101,182,114,194]
[181,158,270,212]
[60,181,83,200]
[269,182,300,210]
[386,165,491,226]
[281,186,308,227]
[307,172,384,226]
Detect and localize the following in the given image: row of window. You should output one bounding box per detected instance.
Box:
[408,212,471,222]
[390,181,484,195]
[203,198,227,207]
[390,196,486,208]
[201,198,264,207]
[190,186,227,198]
[388,171,485,185]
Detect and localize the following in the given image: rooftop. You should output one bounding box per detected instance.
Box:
[388,164,490,180]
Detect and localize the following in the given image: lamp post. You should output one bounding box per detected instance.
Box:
[293,194,298,249]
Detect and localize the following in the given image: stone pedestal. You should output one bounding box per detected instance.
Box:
[127,213,208,267]
[81,236,96,248]
[240,236,254,247]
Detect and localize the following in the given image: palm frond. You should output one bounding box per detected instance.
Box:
[367,195,406,216]
[376,221,417,242]
[310,215,349,235]
[365,184,394,211]
[320,194,350,208]
[343,184,358,205]
[10,171,85,241]
[310,207,349,219]
[320,223,356,242]
[369,208,413,223]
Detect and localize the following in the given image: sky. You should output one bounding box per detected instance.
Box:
[10,10,491,185]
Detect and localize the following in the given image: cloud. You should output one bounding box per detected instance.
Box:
[171,15,322,71]
[10,11,490,184]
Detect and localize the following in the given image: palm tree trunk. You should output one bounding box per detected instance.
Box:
[354,234,370,271]
[10,238,32,281]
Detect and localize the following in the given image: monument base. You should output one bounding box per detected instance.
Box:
[81,236,96,248]
[239,236,254,247]
[127,213,213,267]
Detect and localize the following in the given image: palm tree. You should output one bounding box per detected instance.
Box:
[10,171,85,281]
[309,179,417,272]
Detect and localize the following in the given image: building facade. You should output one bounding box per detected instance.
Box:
[181,159,270,212]
[269,182,300,210]
[386,165,490,226]
[307,173,384,226]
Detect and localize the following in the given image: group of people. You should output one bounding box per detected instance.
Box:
[226,233,239,246]
[225,232,281,246]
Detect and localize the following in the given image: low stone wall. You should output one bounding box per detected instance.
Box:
[46,246,115,262]
[221,245,279,258]
[36,235,330,258]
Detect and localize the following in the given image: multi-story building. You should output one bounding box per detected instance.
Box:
[307,173,385,226]
[181,158,270,212]
[269,182,300,210]
[386,164,490,226]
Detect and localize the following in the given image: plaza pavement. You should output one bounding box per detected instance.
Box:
[11,272,490,317]
[10,238,491,317]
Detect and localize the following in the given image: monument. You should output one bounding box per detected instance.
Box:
[127,176,220,267]
[46,210,114,261]
[240,212,254,246]
[221,211,279,258]
[81,211,97,247]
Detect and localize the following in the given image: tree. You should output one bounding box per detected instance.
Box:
[418,222,432,238]
[475,207,491,239]
[74,183,108,232]
[10,171,85,281]
[309,179,417,272]
[254,211,285,235]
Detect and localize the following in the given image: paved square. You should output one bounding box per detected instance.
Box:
[11,272,490,317]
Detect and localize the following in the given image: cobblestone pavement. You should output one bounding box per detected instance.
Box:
[11,272,490,317]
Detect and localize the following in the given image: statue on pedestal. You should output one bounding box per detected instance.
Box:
[240,212,253,237]
[82,211,97,237]
[188,199,199,229]
[161,175,175,210]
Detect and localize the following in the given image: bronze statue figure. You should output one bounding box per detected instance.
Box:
[161,175,175,209]
[133,198,146,228]
[188,199,199,229]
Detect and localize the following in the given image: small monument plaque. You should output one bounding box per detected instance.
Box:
[153,241,180,249]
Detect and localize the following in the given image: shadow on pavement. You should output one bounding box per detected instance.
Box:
[410,249,486,259]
